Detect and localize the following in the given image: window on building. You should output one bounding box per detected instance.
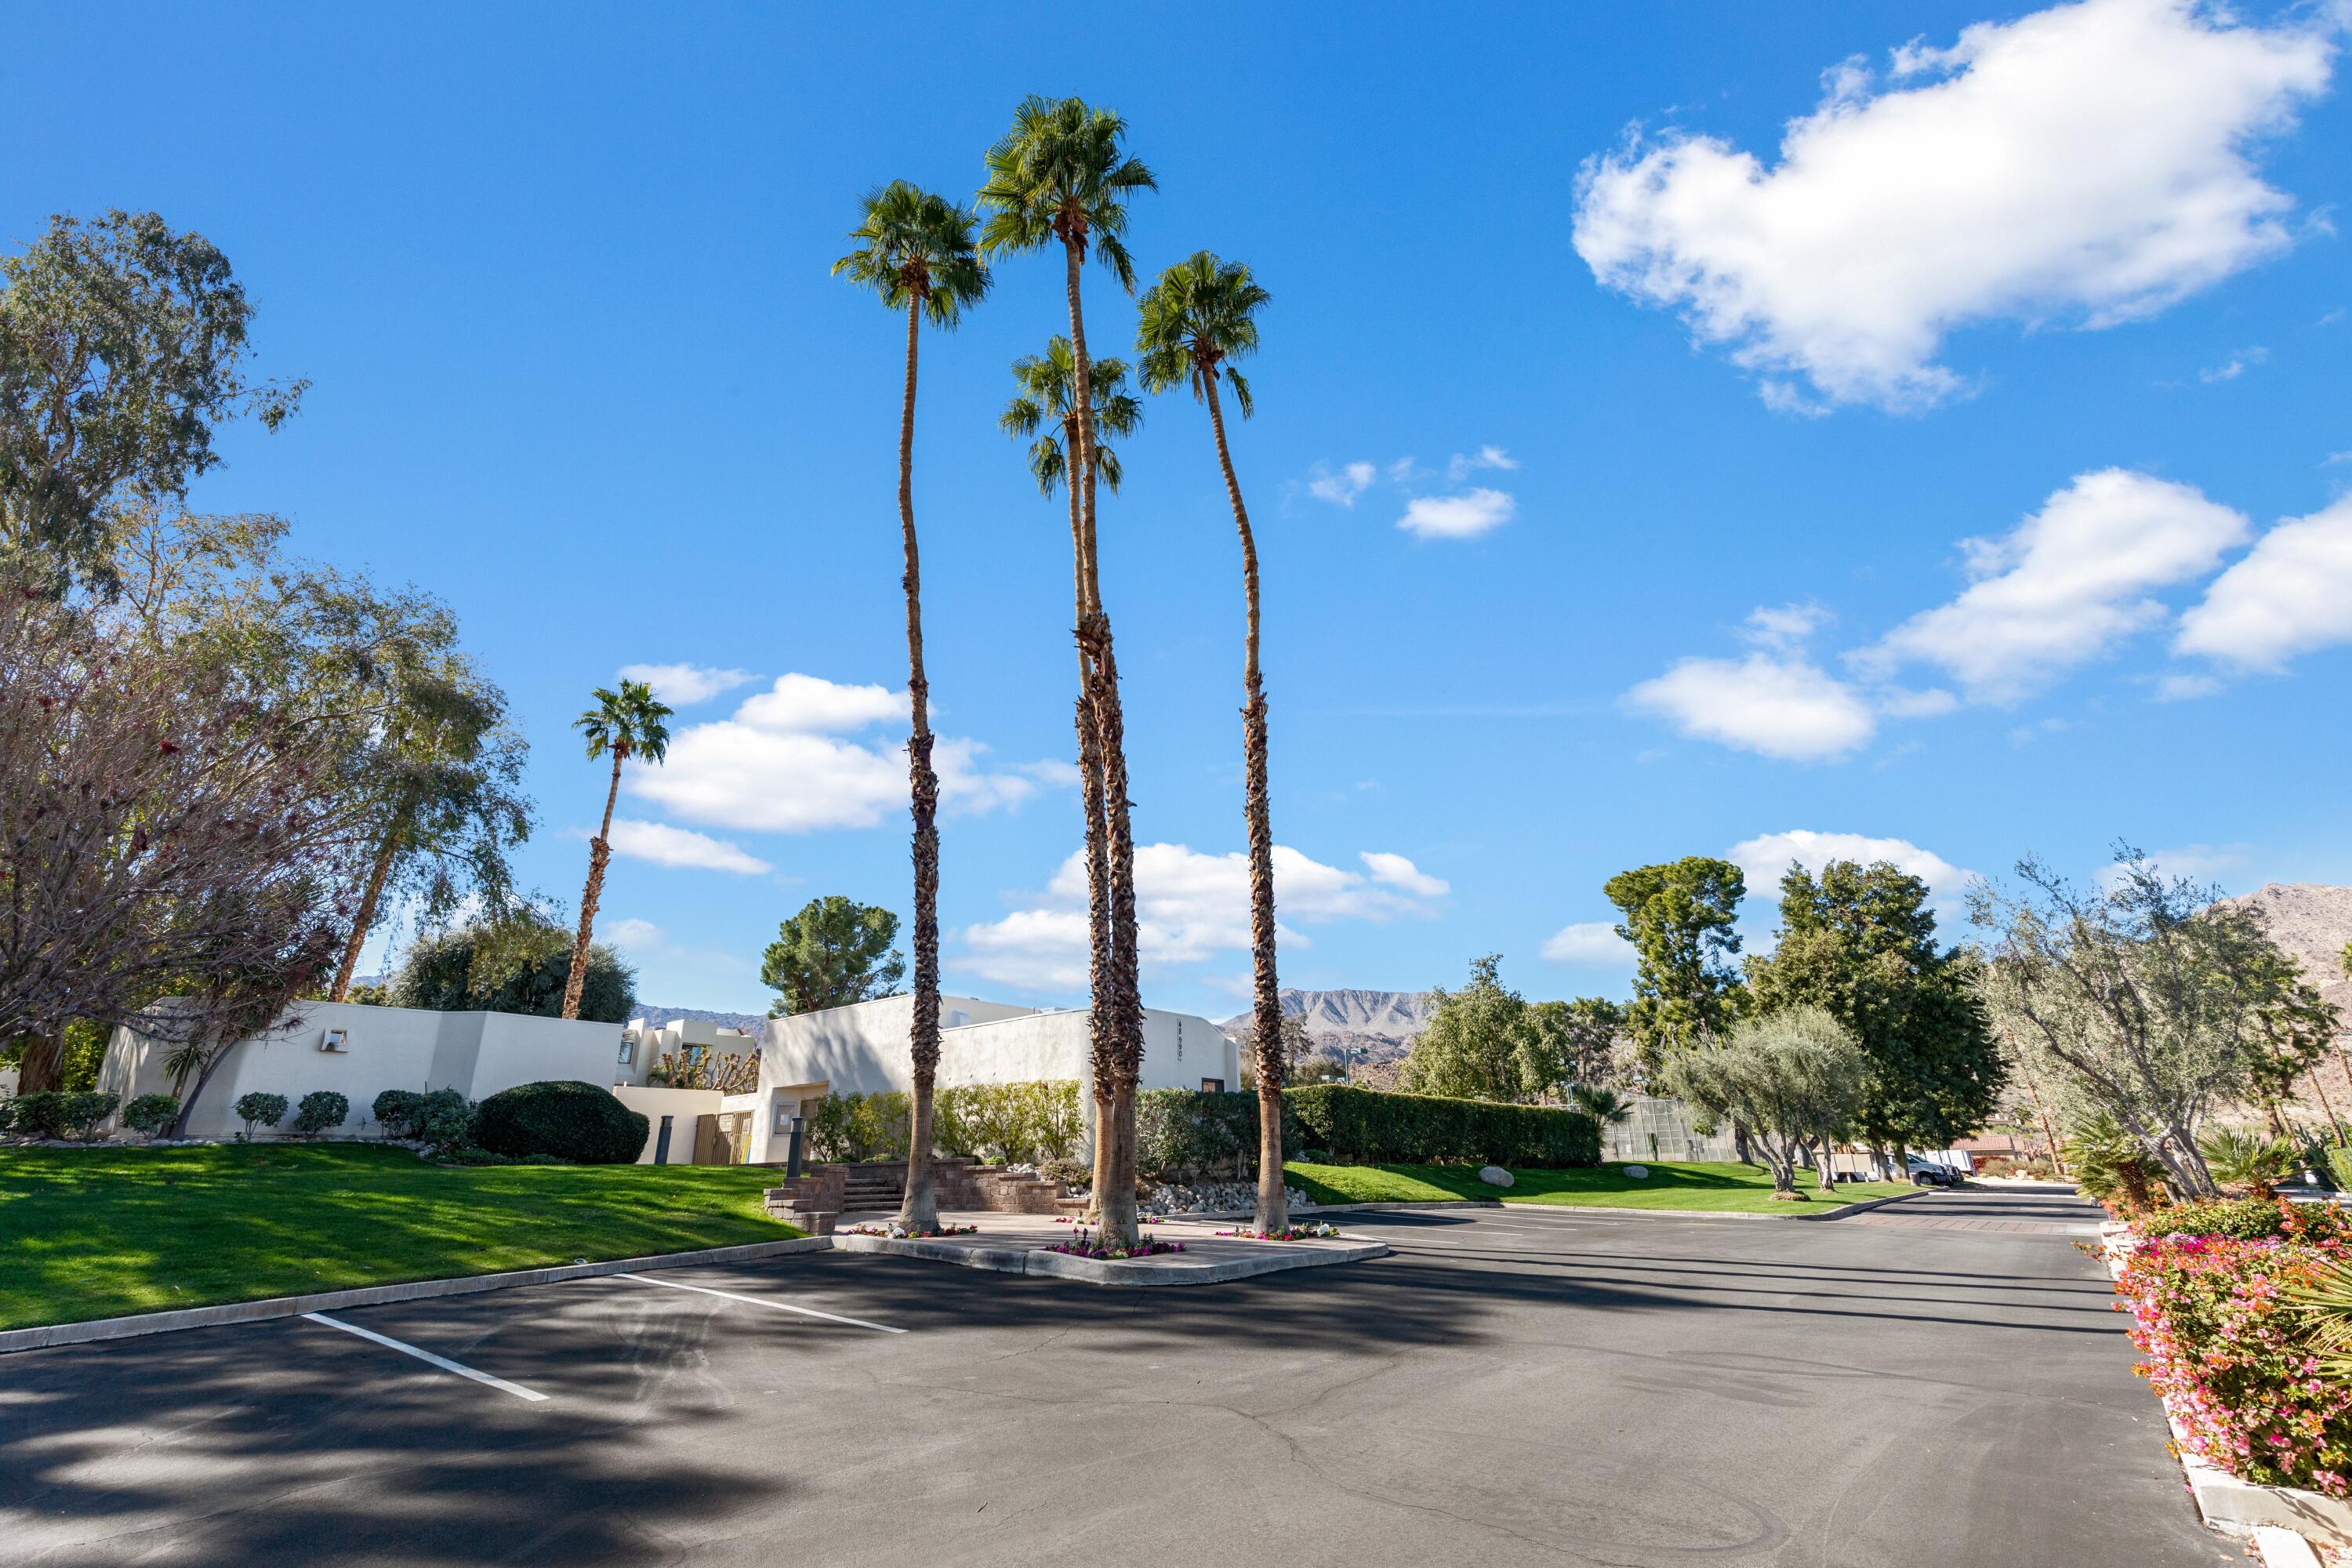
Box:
[1200,1078,1225,1093]
[617,1038,636,1065]
[772,1101,797,1134]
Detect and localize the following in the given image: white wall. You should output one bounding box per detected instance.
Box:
[100,1002,630,1139]
[613,1085,723,1163]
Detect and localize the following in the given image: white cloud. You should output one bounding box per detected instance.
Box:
[1360,851,1450,898]
[1541,921,1635,966]
[2198,345,2268,383]
[1398,488,1516,540]
[1727,829,1976,919]
[732,673,906,733]
[1573,0,2336,408]
[1446,445,1520,481]
[1744,602,1831,651]
[2176,493,2352,670]
[2156,672,2223,700]
[2100,842,2252,889]
[1308,461,1376,507]
[617,662,755,707]
[1626,651,1876,760]
[956,842,1438,994]
[605,916,666,948]
[1860,469,2249,701]
[628,672,1062,833]
[606,819,772,875]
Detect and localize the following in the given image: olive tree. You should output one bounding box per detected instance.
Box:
[1660,1007,1865,1198]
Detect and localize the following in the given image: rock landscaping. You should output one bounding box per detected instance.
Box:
[1137,1179,1310,1216]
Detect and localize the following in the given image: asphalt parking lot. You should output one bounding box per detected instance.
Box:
[1,1186,2228,1567]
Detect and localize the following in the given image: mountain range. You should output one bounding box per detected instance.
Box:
[1218,988,1439,1065]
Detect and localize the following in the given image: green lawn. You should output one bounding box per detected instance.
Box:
[1286,1159,1917,1214]
[0,1142,802,1330]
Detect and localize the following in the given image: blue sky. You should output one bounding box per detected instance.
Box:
[9,2,2350,1017]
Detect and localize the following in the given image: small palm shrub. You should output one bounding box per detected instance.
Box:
[2198,1126,2297,1198]
[2063,1114,2162,1212]
[292,1091,350,1135]
[122,1093,181,1138]
[234,1092,289,1138]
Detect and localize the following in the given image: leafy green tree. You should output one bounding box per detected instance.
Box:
[978,93,1156,1247]
[0,210,305,597]
[762,896,906,1017]
[1136,249,1292,1231]
[321,591,531,1000]
[392,906,637,1024]
[1402,956,1548,1103]
[834,180,991,1232]
[1746,858,2003,1173]
[1661,1006,1865,1197]
[563,680,670,1021]
[1603,857,1748,1071]
[1555,997,1629,1089]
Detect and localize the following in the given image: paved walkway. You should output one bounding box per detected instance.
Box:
[1845,1189,2106,1236]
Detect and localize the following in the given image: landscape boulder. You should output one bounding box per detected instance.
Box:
[1478,1165,1514,1188]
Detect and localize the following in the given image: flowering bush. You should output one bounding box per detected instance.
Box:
[840,1221,978,1239]
[1042,1226,1185,1260]
[2116,1203,2352,1495]
[2136,1198,2349,1243]
[1216,1222,1342,1240]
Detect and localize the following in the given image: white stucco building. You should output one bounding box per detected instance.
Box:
[732,994,1237,1165]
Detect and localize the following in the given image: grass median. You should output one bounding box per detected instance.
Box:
[0,1142,803,1330]
[1285,1158,1917,1214]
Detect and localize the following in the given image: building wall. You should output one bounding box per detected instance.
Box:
[100,1002,630,1140]
[612,1085,724,1163]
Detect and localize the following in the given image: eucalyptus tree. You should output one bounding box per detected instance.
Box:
[0,210,305,598]
[1001,339,1141,1190]
[978,94,1156,1244]
[832,181,990,1231]
[563,679,670,1021]
[1136,251,1291,1230]
[325,622,531,1001]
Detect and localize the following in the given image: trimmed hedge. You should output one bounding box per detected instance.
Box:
[473,1080,648,1164]
[1137,1089,1301,1179]
[1285,1084,1600,1168]
[807,1081,1085,1165]
[5,1090,119,1142]
[292,1091,350,1135]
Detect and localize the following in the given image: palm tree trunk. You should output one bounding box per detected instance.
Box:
[331,830,401,1002]
[1204,377,1287,1234]
[1064,448,1115,1222]
[1063,233,1142,1248]
[897,294,943,1234]
[561,751,624,1021]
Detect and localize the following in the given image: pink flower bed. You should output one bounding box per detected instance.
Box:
[2115,1203,2352,1496]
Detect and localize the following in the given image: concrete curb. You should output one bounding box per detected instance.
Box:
[833,1232,1389,1287]
[0,1235,833,1355]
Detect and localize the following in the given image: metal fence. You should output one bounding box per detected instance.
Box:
[1598,1093,1742,1164]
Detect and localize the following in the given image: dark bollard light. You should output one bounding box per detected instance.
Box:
[786,1116,807,1179]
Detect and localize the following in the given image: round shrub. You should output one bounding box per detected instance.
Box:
[234,1091,289,1135]
[372,1088,423,1138]
[293,1091,349,1135]
[472,1080,648,1164]
[2134,1197,2347,1243]
[123,1093,180,1137]
[415,1088,476,1149]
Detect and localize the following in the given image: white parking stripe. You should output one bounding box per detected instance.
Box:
[301,1312,549,1403]
[614,1272,906,1334]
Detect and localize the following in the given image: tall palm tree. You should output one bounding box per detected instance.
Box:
[978,95,1156,1246]
[1134,252,1290,1232]
[564,679,671,1020]
[1002,343,1142,1220]
[833,180,989,1233]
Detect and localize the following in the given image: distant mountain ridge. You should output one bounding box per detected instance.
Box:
[633,1003,770,1040]
[1218,987,1438,1065]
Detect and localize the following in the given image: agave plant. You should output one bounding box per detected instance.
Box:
[2197,1125,2298,1199]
